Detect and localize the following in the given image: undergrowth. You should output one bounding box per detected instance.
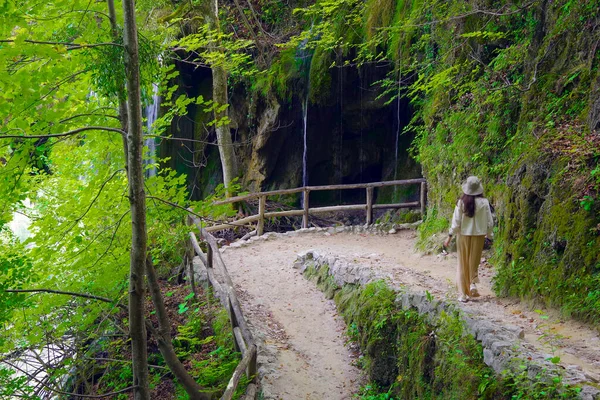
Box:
[91,285,247,400]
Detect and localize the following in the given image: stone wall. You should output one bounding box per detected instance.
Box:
[293,240,599,399]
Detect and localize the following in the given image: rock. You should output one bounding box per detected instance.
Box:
[190,257,208,284]
[579,386,600,400]
[491,341,512,355]
[388,228,397,234]
[240,230,257,240]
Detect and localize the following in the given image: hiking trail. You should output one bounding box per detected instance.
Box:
[219,229,600,399]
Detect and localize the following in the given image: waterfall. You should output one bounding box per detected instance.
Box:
[296,25,313,204]
[338,61,343,203]
[359,68,363,183]
[145,84,160,178]
[394,64,402,199]
[302,96,309,187]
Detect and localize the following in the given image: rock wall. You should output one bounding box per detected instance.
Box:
[163,60,422,203]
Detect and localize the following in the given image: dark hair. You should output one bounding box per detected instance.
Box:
[460,193,484,218]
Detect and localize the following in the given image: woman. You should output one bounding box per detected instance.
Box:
[443,176,494,302]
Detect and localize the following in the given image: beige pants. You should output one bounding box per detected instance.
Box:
[456,234,485,296]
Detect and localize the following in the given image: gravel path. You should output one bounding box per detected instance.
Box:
[220,229,600,399]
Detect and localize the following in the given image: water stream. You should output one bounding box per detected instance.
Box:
[338,62,343,203]
[145,84,160,178]
[296,28,313,206]
[302,96,309,187]
[394,65,402,199]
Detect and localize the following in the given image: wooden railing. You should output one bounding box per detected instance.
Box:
[187,217,258,400]
[206,178,427,234]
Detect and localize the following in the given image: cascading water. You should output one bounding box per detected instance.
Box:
[296,25,313,203]
[145,84,160,178]
[302,96,309,187]
[394,64,402,199]
[359,68,364,183]
[338,62,344,203]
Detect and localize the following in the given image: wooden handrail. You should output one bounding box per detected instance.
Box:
[205,179,427,234]
[212,178,426,205]
[186,216,257,398]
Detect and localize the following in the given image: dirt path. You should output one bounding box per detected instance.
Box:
[221,229,600,399]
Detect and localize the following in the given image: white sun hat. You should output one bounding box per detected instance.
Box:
[462,176,484,196]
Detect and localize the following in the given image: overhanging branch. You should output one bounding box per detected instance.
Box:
[0,126,125,139]
[2,359,136,399]
[0,39,122,50]
[4,289,125,310]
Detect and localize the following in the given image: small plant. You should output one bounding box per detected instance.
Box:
[580,195,594,211]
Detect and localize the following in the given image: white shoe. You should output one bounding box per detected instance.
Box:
[470,284,480,297]
[458,295,469,303]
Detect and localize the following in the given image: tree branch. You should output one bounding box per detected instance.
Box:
[4,289,125,310]
[145,196,205,222]
[59,113,120,124]
[61,169,126,236]
[87,209,130,271]
[2,360,136,398]
[145,195,252,228]
[0,39,122,50]
[0,126,125,139]
[82,357,168,370]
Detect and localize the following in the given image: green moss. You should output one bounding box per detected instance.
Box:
[376,209,421,225]
[304,264,340,299]
[311,276,584,399]
[252,48,299,102]
[416,206,449,251]
[493,157,600,323]
[308,45,333,105]
[321,280,501,398]
[365,0,397,40]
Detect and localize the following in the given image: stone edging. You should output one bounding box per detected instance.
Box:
[219,222,421,253]
[293,249,600,400]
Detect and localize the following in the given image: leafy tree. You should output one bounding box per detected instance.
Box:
[0,1,224,398]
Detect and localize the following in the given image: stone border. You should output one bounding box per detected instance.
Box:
[219,222,421,253]
[293,249,600,400]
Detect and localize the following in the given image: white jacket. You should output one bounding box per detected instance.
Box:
[449,197,494,238]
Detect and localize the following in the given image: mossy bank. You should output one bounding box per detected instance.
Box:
[301,258,593,399]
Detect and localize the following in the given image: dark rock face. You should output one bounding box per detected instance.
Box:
[162,59,421,202]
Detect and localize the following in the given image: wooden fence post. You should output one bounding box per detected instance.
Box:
[207,245,213,270]
[257,194,266,236]
[420,181,427,217]
[366,187,374,225]
[247,344,257,378]
[302,189,310,229]
[228,296,241,353]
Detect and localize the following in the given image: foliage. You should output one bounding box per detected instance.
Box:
[0,0,245,395]
[80,287,246,399]
[174,302,247,398]
[172,25,257,79]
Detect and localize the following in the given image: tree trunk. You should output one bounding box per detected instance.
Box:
[107,0,129,168]
[209,0,237,191]
[121,1,150,399]
[145,257,214,400]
